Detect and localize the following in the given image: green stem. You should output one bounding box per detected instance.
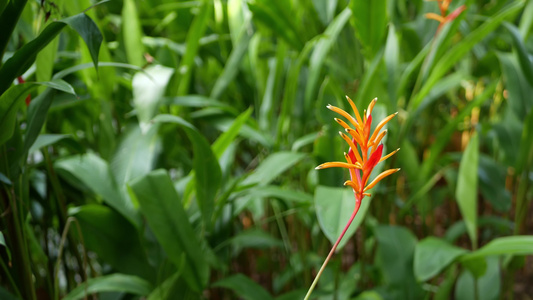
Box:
[304,196,362,300]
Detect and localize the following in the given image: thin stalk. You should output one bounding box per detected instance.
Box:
[304,196,362,300]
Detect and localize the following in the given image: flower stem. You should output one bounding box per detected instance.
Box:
[304,196,362,300]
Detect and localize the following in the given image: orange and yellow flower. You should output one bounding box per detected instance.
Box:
[425,0,466,31]
[315,96,400,200]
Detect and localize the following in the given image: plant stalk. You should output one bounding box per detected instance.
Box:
[304,195,362,300]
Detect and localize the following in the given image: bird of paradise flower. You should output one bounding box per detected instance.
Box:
[304,96,400,300]
[425,0,466,33]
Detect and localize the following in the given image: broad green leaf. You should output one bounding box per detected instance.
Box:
[55,153,140,228]
[315,186,371,250]
[62,274,152,300]
[227,228,284,252]
[456,133,479,248]
[29,134,70,153]
[213,274,273,300]
[0,287,18,300]
[374,225,423,298]
[111,124,159,185]
[61,12,103,71]
[0,83,36,146]
[69,205,154,280]
[350,0,387,57]
[129,169,209,291]
[478,155,511,212]
[132,65,174,132]
[305,7,351,112]
[455,257,500,300]
[461,236,533,261]
[122,0,144,67]
[240,151,306,187]
[237,185,313,205]
[153,114,222,227]
[414,237,467,282]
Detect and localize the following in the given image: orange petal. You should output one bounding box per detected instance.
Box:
[327,105,358,128]
[346,96,364,125]
[425,12,445,23]
[367,98,377,119]
[379,148,400,163]
[340,132,363,164]
[369,112,397,144]
[344,180,360,191]
[315,162,361,170]
[345,128,365,148]
[363,168,400,192]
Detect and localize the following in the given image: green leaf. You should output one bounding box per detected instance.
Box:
[213,274,273,300]
[212,107,252,158]
[61,13,102,71]
[238,185,313,205]
[132,65,174,132]
[455,257,500,300]
[111,124,159,185]
[504,22,533,86]
[374,225,423,298]
[210,22,252,99]
[55,153,141,228]
[350,0,387,57]
[122,0,145,67]
[461,236,533,261]
[129,169,209,291]
[62,274,152,300]
[176,0,212,96]
[247,1,302,50]
[498,53,533,120]
[456,133,479,248]
[305,7,351,113]
[153,114,222,228]
[0,83,36,146]
[227,228,284,251]
[516,108,533,173]
[414,237,468,282]
[240,151,306,187]
[69,205,154,280]
[29,134,70,153]
[315,186,371,250]
[0,12,102,95]
[411,1,525,111]
[39,79,77,96]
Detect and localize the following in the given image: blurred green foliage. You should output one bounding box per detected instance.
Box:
[1,0,533,299]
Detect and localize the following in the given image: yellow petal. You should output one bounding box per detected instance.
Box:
[363,168,400,192]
